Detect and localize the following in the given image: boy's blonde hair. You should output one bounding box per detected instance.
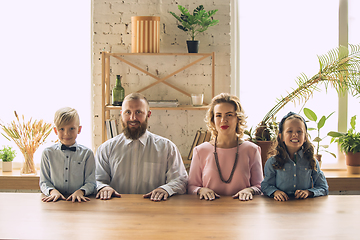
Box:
[54,107,80,128]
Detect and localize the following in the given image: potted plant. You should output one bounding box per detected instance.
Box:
[328,115,360,174]
[303,108,336,167]
[170,5,219,53]
[250,44,360,165]
[0,146,16,172]
[244,118,278,172]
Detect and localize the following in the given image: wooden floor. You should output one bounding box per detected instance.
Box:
[0,193,359,239]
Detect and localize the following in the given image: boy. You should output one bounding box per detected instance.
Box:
[40,107,96,202]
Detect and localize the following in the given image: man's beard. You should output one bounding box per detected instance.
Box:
[121,117,148,140]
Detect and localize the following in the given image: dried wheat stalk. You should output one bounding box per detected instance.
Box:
[0,111,52,174]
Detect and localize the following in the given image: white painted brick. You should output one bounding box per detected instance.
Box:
[94,2,112,15]
[111,2,133,13]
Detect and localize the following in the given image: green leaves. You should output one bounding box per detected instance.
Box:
[350,115,356,131]
[0,146,16,162]
[328,131,345,138]
[261,44,360,127]
[304,108,317,122]
[170,5,219,41]
[303,107,335,157]
[304,108,334,131]
[328,115,360,154]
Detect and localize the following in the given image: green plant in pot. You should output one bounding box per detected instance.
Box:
[249,44,360,167]
[328,115,360,174]
[303,108,336,167]
[245,118,278,172]
[170,5,219,53]
[0,146,16,172]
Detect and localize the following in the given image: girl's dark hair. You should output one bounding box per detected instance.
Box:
[269,114,317,171]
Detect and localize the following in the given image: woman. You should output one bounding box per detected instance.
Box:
[188,93,263,201]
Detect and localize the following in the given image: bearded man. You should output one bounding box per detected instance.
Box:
[95,93,188,201]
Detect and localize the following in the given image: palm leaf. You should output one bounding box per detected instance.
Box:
[260,44,360,128]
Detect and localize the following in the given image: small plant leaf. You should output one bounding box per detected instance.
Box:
[326,111,335,120]
[327,131,344,137]
[350,115,356,130]
[317,116,326,129]
[304,108,317,122]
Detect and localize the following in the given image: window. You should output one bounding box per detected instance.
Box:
[235,0,358,168]
[0,1,91,165]
[349,0,360,121]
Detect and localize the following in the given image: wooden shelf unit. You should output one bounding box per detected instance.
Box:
[101,52,215,142]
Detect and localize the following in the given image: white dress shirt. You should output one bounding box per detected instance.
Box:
[95,130,188,196]
[39,142,96,196]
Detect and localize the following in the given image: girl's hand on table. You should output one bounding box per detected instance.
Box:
[295,190,312,199]
[273,190,289,201]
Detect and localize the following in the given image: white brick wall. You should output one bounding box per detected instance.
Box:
[92,0,231,156]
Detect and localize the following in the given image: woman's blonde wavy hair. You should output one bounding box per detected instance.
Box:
[205,93,247,139]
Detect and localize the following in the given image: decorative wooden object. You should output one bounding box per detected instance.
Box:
[131,16,160,53]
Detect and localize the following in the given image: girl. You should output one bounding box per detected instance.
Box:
[261,112,328,201]
[188,93,263,201]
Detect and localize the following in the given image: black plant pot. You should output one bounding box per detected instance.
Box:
[186,40,199,53]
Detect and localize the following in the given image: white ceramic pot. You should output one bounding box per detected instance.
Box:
[2,161,12,172]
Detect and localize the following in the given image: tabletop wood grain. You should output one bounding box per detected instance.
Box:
[0,193,358,239]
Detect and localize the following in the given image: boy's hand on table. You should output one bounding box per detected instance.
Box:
[42,189,66,202]
[66,189,90,203]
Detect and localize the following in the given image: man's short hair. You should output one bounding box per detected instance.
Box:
[124,93,149,111]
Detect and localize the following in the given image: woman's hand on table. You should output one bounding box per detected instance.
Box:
[232,188,254,201]
[197,187,220,201]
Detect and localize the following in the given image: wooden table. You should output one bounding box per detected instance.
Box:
[0,193,359,239]
[2,169,360,192]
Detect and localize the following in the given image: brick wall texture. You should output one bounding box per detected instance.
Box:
[92,0,231,156]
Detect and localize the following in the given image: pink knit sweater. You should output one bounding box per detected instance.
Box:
[188,141,263,196]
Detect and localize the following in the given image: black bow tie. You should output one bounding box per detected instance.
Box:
[61,145,76,152]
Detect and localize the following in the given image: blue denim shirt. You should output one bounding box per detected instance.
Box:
[261,150,329,197]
